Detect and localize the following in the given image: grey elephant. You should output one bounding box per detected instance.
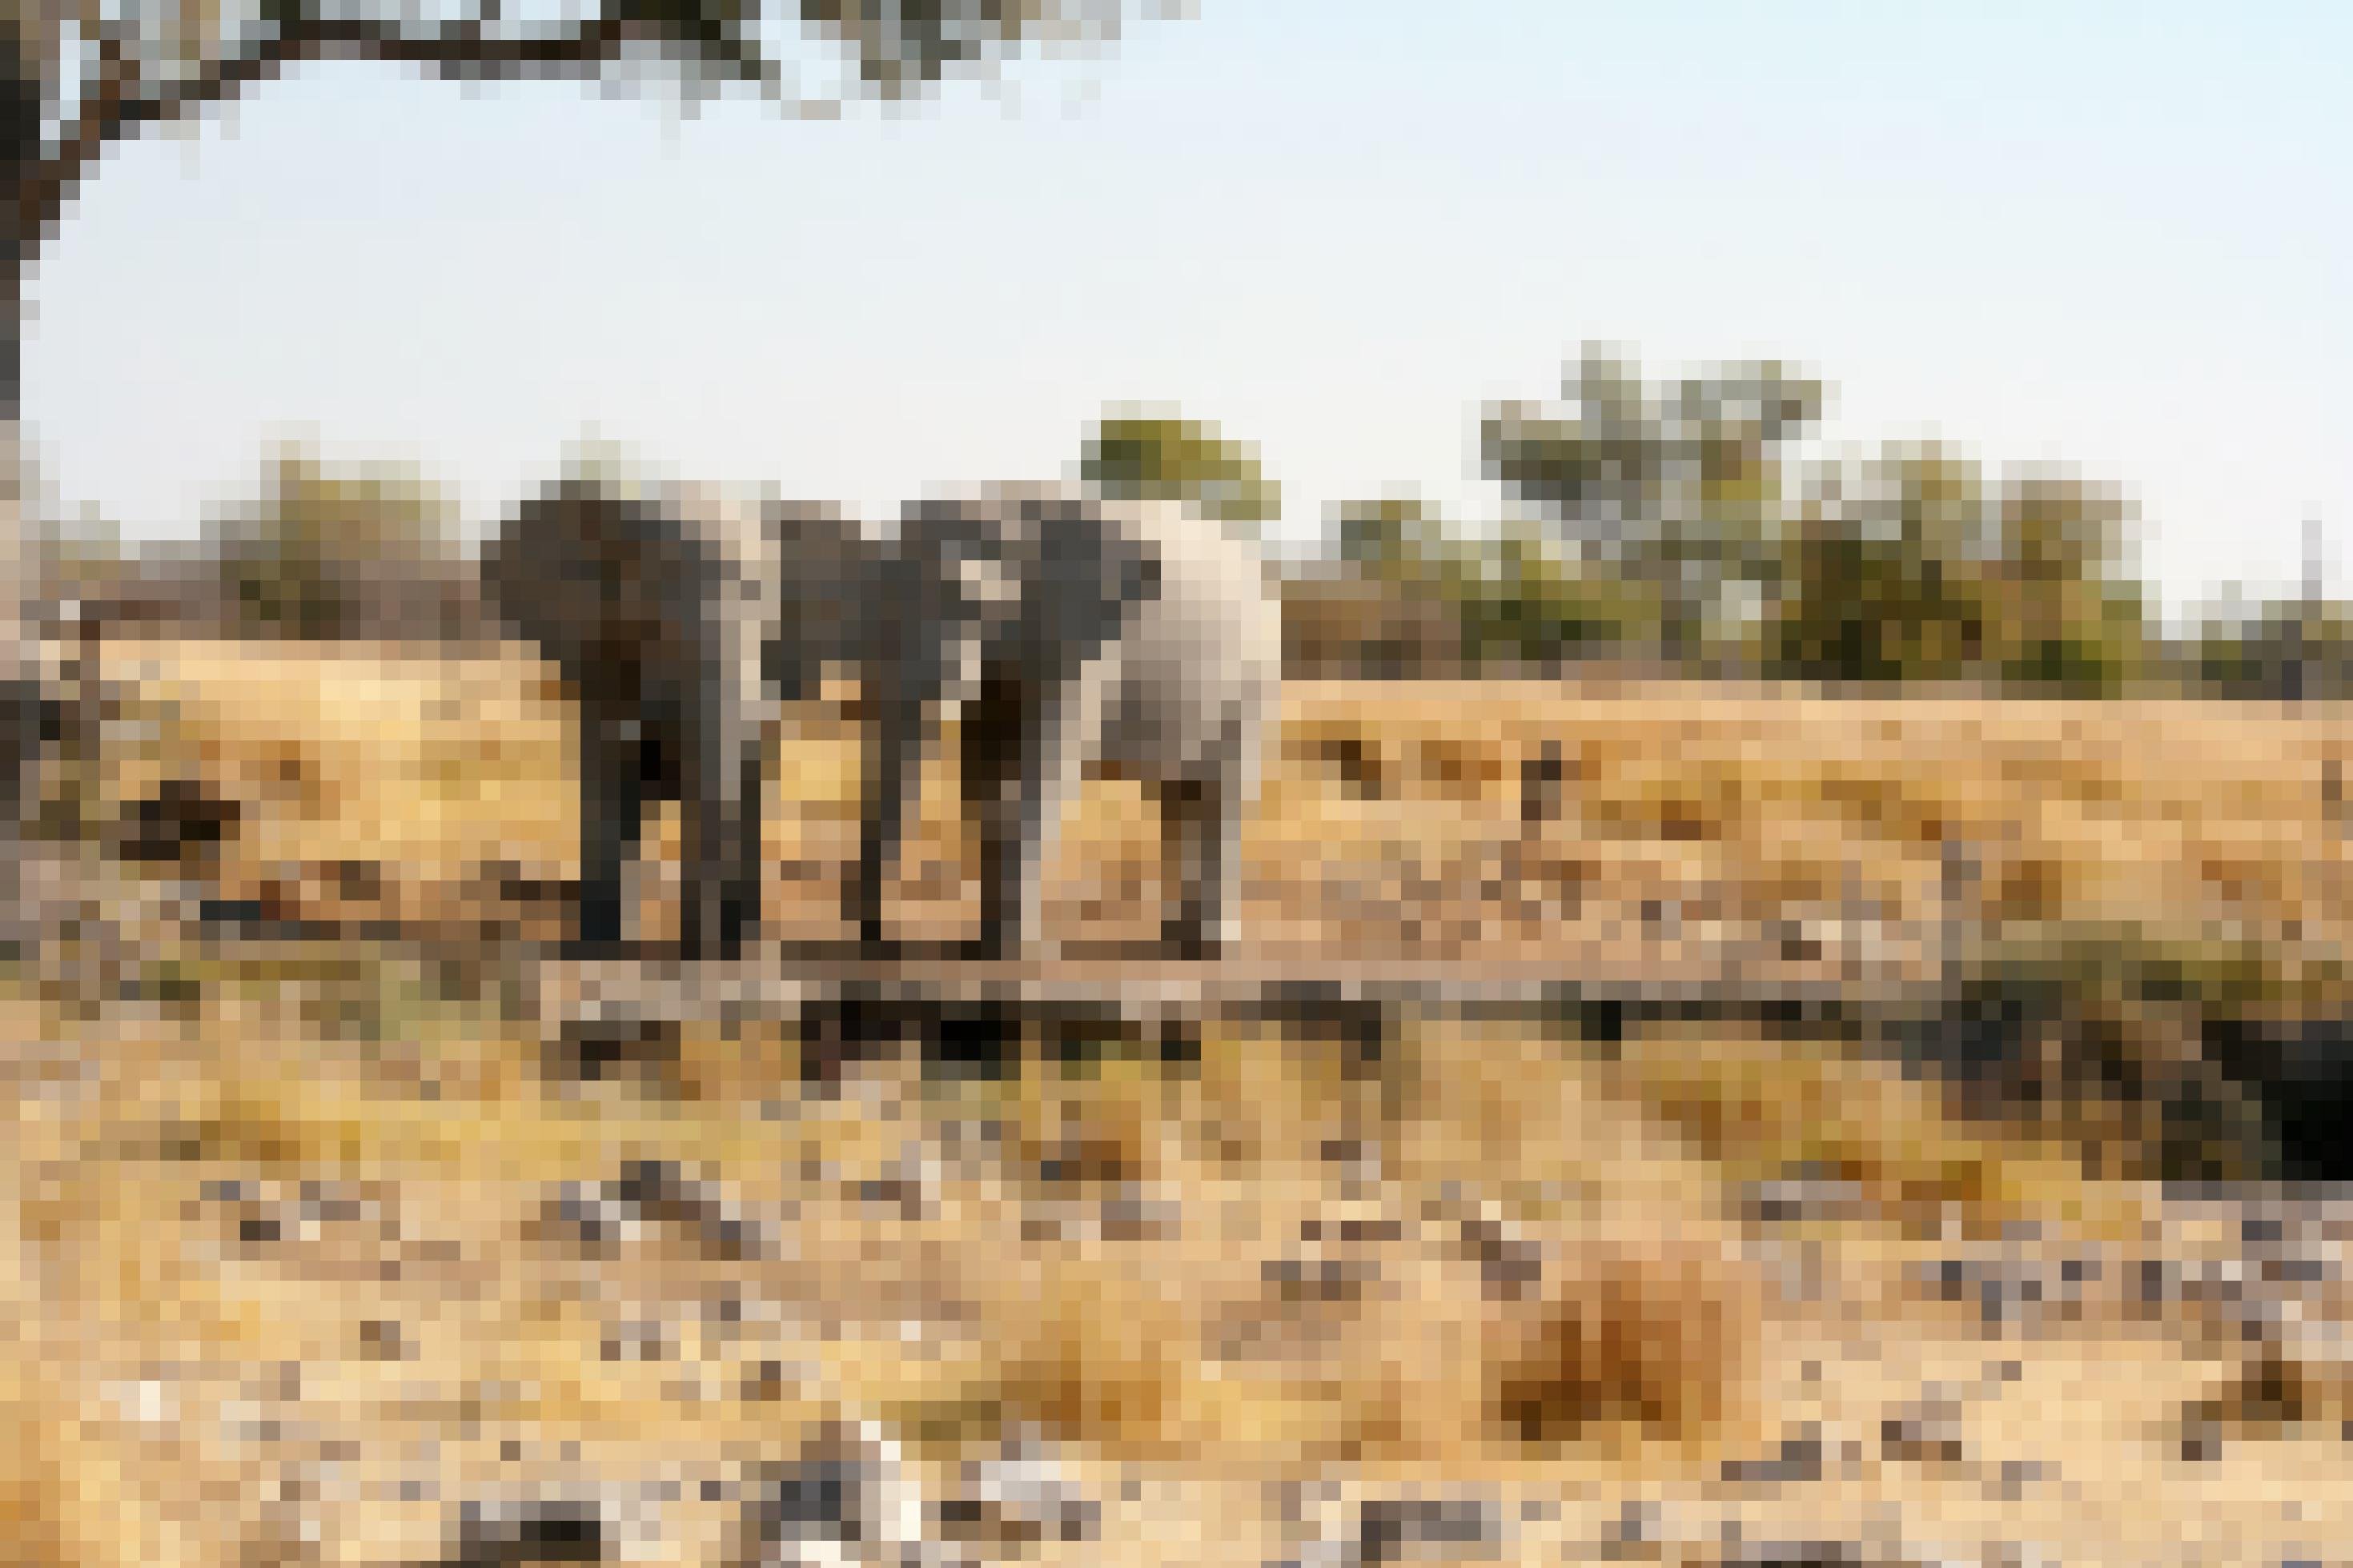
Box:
[847,482,1283,961]
[484,473,869,958]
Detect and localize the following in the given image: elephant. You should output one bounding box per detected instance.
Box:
[483,473,871,958]
[846,482,1283,961]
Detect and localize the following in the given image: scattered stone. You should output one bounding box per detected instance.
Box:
[1455,1212,1544,1301]
[938,1433,1102,1549]
[1714,1543,1874,1568]
[1908,1249,2104,1333]
[1721,1432,1827,1486]
[1741,1178,1869,1225]
[201,1177,378,1252]
[1354,1494,1505,1566]
[737,1421,927,1568]
[540,1161,773,1260]
[1880,1394,1967,1466]
[442,1498,606,1567]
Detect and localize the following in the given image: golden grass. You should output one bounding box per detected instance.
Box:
[1587,1025,2147,1237]
[12,640,2353,1562]
[59,641,2353,965]
[1488,1237,1765,1457]
[9,944,2325,1563]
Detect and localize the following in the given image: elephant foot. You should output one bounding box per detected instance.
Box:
[1160,919,1221,964]
[679,907,760,963]
[851,921,911,964]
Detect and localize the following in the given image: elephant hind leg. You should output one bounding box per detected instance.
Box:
[1154,775,1235,961]
[729,748,767,954]
[681,768,763,961]
[851,695,926,956]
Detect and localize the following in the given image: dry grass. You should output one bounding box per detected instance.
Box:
[10,640,2353,1563]
[55,642,2353,968]
[13,943,2347,1564]
[1488,1239,1764,1456]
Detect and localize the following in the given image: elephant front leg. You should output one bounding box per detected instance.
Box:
[680,664,772,960]
[970,676,1094,963]
[681,747,765,961]
[849,697,924,956]
[1155,779,1224,960]
[963,708,1026,963]
[971,780,1062,962]
[576,714,648,956]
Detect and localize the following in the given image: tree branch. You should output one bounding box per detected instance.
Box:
[15,6,773,255]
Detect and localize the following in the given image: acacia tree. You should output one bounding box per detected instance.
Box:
[1481,344,1824,674]
[1081,409,1280,532]
[0,0,1161,946]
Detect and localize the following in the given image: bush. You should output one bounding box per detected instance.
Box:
[207,446,485,645]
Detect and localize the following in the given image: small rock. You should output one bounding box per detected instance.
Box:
[1355,1494,1505,1566]
[1721,1433,1827,1486]
[444,1498,606,1567]
[739,1421,927,1568]
[942,1434,1101,1548]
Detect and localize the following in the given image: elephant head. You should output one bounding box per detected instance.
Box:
[897,485,1160,709]
[761,499,877,707]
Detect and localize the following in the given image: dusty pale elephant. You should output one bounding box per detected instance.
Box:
[848,482,1283,961]
[484,475,869,958]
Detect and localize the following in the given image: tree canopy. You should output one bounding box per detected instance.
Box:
[1479,344,1825,671]
[1081,409,1280,531]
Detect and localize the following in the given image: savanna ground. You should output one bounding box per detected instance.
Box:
[6,636,2353,1566]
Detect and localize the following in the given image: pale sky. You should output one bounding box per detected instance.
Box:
[21,2,2351,626]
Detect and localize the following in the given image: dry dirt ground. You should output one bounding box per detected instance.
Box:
[5,639,2353,1566]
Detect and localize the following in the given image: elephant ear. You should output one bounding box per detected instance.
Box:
[1099,501,1162,618]
[1030,494,1160,673]
[862,525,973,705]
[486,483,604,654]
[762,500,869,703]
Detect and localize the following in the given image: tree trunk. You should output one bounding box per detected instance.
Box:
[3,2,37,423]
[0,345,34,952]
[2,37,42,955]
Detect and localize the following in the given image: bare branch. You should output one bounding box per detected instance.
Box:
[16,5,776,254]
